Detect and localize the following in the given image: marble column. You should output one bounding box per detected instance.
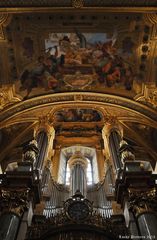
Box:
[0,213,20,240]
[137,213,157,239]
[35,131,48,170]
[34,120,55,172]
[102,120,123,176]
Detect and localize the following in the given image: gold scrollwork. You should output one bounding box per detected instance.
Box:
[144,13,157,25]
[128,188,157,216]
[0,14,12,41]
[71,0,84,8]
[135,84,157,109]
[0,85,21,111]
[1,188,29,216]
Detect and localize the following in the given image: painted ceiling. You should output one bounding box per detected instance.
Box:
[1,12,157,101]
[0,5,157,170]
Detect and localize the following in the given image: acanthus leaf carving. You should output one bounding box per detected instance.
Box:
[0,85,21,111]
[134,83,157,109]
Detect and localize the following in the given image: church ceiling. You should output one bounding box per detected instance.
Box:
[3,13,144,99]
[0,8,157,144]
[0,11,157,113]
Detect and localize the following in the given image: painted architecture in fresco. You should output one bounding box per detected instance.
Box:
[54,109,102,122]
[17,30,137,99]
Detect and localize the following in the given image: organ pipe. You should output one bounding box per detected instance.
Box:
[68,152,87,196]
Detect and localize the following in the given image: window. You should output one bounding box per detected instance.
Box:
[86,159,93,185]
[59,146,99,186]
[65,163,70,185]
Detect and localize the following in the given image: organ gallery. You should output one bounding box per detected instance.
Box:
[0,1,157,239]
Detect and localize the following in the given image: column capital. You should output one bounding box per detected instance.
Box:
[0,188,30,217]
[128,188,157,216]
[34,115,55,138]
[102,117,123,138]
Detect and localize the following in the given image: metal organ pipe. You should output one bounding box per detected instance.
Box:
[43,166,70,218]
[68,153,87,196]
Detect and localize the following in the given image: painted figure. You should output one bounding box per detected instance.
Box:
[55,109,102,122]
[20,31,135,98]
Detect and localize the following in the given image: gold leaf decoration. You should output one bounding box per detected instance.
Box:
[71,0,84,8]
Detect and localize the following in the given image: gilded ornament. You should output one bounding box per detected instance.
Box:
[0,85,21,111]
[129,188,157,216]
[22,139,39,163]
[0,14,11,41]
[135,84,157,109]
[1,189,29,216]
[71,0,84,8]
[144,13,157,25]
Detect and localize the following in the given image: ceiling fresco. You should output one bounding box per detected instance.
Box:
[2,13,149,100]
[16,30,137,99]
[0,11,157,122]
[0,3,157,182]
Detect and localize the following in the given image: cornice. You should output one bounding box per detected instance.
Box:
[0,7,157,14]
[0,0,157,7]
[0,92,157,124]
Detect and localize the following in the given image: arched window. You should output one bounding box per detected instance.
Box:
[58,146,99,186]
[65,158,93,186]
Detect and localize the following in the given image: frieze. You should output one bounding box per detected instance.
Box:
[0,0,157,7]
[0,93,157,124]
[82,94,157,120]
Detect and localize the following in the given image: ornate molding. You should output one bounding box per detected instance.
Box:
[0,188,29,216]
[135,83,157,109]
[0,0,157,7]
[71,0,84,8]
[128,188,157,216]
[0,85,21,111]
[143,13,157,25]
[0,14,11,41]
[0,93,157,125]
